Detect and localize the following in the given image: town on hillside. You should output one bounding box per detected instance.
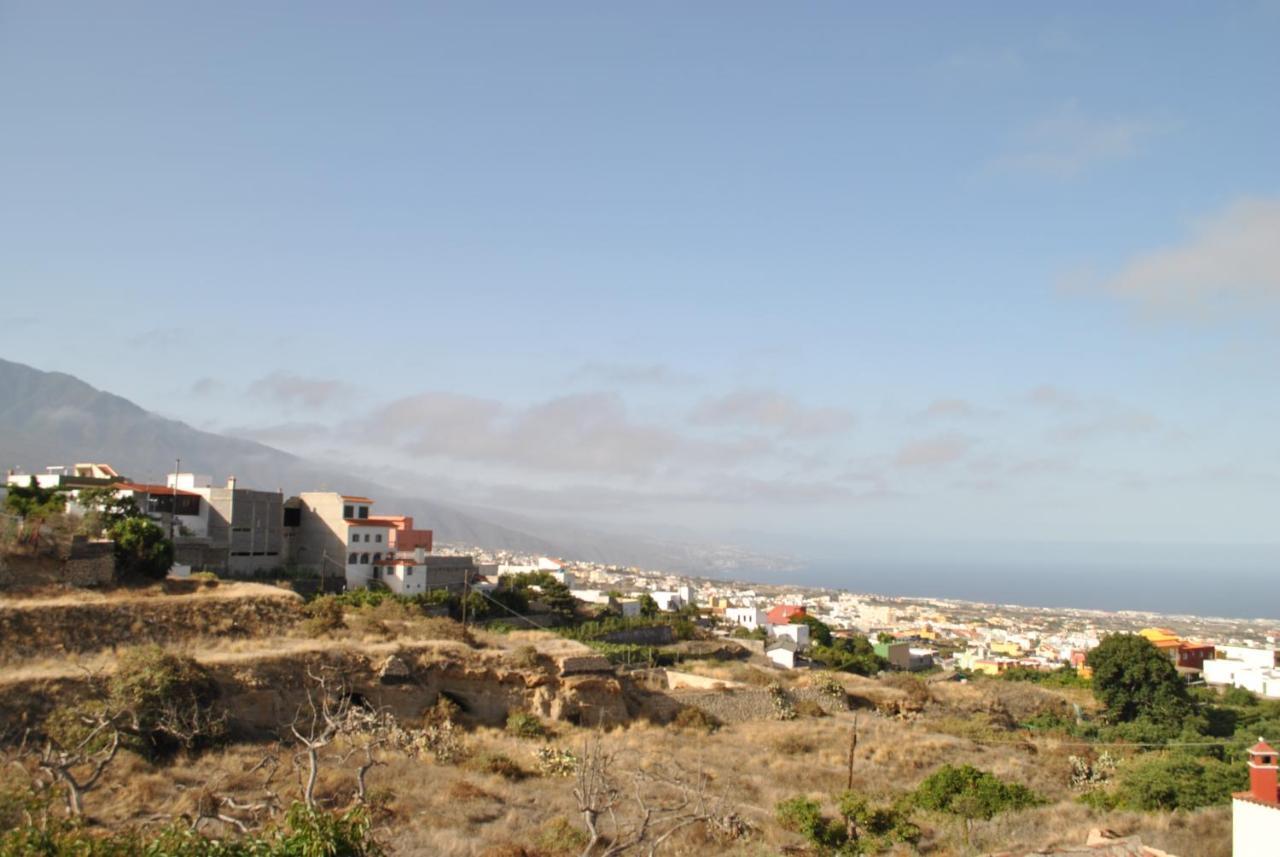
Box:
[7,460,1279,698]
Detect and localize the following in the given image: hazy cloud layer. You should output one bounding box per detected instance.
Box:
[349,391,766,477]
[1101,198,1280,314]
[248,372,354,409]
[690,389,854,437]
[995,101,1160,178]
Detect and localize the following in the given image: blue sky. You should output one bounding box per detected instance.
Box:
[2,3,1279,562]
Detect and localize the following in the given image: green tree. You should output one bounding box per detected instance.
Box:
[913,764,1043,846]
[110,516,174,580]
[637,593,659,618]
[1112,754,1246,811]
[791,614,834,647]
[2,483,66,520]
[1086,634,1192,727]
[75,485,141,534]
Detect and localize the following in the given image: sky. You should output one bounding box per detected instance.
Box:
[2,2,1279,568]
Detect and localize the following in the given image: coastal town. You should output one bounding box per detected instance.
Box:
[9,461,1279,700]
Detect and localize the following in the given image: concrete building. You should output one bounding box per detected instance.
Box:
[168,474,284,575]
[1234,739,1280,857]
[371,550,475,596]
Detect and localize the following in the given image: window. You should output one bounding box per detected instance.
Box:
[351,533,359,544]
[348,553,358,564]
[364,534,371,543]
[373,552,381,561]
[343,504,354,518]
[358,506,369,519]
[372,567,380,578]
[375,534,383,543]
[283,507,301,527]
[360,553,370,564]
[406,567,413,576]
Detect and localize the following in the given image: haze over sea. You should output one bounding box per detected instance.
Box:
[753,542,1280,622]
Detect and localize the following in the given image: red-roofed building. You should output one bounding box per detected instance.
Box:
[284,492,444,591]
[766,604,806,626]
[1235,738,1280,856]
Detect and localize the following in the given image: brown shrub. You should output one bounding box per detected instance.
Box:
[793,698,828,718]
[672,706,720,733]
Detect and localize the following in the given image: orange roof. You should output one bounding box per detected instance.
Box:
[341,495,375,503]
[1249,739,1277,755]
[114,482,200,497]
[345,519,392,528]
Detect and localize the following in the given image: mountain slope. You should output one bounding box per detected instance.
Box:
[0,358,789,575]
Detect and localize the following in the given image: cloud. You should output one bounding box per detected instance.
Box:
[222,421,332,448]
[1023,384,1083,411]
[1019,385,1161,443]
[247,372,354,409]
[994,100,1161,179]
[349,391,761,476]
[922,398,980,419]
[1049,409,1159,443]
[893,435,973,469]
[690,389,855,437]
[573,362,696,386]
[1099,198,1280,314]
[190,377,222,396]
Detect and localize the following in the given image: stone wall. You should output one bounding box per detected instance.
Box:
[600,625,676,645]
[0,538,115,590]
[667,685,849,724]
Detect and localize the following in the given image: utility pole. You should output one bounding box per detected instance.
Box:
[461,568,469,627]
[170,457,180,542]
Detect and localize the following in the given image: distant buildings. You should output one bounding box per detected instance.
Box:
[1204,645,1280,699]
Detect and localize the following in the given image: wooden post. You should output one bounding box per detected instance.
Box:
[847,714,858,792]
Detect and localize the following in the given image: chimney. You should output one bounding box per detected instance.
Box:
[1248,739,1280,804]
[226,476,237,490]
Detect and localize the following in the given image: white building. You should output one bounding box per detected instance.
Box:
[769,623,810,649]
[1204,647,1280,699]
[1234,739,1280,857]
[766,638,798,670]
[725,607,766,632]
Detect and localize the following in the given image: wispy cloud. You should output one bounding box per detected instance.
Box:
[190,377,222,396]
[993,100,1162,179]
[893,434,973,469]
[573,362,696,387]
[921,398,982,419]
[1098,197,1280,315]
[222,421,332,448]
[690,389,855,437]
[247,372,355,409]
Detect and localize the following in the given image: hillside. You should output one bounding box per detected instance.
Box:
[0,357,785,574]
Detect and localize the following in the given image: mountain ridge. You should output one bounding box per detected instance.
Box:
[0,357,792,575]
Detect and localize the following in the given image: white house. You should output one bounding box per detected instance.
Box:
[766,638,798,669]
[1204,647,1280,699]
[725,607,766,632]
[650,591,685,612]
[1234,739,1280,857]
[769,623,810,649]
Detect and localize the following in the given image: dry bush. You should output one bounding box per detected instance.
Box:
[470,751,530,781]
[508,645,541,669]
[771,733,816,755]
[672,706,720,733]
[793,698,828,718]
[448,778,498,801]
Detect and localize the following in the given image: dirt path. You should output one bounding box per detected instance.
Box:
[0,580,300,609]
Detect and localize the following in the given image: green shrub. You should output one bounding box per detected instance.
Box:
[913,764,1044,821]
[101,646,223,757]
[302,595,346,636]
[1111,754,1246,811]
[506,710,548,739]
